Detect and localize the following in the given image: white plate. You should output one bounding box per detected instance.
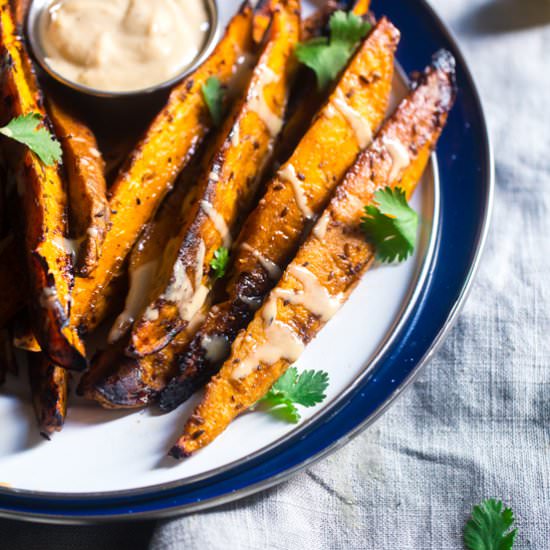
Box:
[0,1,437,494]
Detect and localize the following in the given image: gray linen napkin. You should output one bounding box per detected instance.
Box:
[149,0,550,548]
[1,1,549,548]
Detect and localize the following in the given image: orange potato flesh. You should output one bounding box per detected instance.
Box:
[159,17,399,412]
[69,4,256,336]
[171,51,457,457]
[0,0,86,370]
[129,0,302,357]
[46,96,109,277]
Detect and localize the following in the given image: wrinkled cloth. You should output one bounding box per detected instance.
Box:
[1,0,549,548]
[150,1,550,548]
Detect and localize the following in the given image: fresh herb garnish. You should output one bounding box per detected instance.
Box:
[0,113,62,166]
[210,246,230,279]
[464,499,518,550]
[202,77,224,126]
[361,186,418,263]
[258,367,329,423]
[295,11,372,89]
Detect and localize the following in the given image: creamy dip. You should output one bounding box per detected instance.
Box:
[38,0,211,92]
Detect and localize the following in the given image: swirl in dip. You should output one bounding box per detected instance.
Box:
[38,0,211,93]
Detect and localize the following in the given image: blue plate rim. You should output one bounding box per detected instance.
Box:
[0,0,494,523]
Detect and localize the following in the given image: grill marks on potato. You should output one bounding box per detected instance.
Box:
[69,4,256,337]
[158,17,399,412]
[171,50,457,457]
[0,0,86,371]
[127,0,301,357]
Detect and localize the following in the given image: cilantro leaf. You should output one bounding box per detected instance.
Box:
[0,113,62,166]
[464,499,518,550]
[258,367,329,423]
[330,10,371,45]
[210,246,230,279]
[295,11,371,89]
[361,187,418,263]
[202,77,224,126]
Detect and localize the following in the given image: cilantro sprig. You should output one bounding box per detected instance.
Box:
[464,499,518,550]
[210,246,230,279]
[295,11,372,89]
[258,367,329,423]
[361,187,418,263]
[0,113,62,166]
[202,77,225,126]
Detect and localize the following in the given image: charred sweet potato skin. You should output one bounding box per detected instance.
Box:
[171,51,457,457]
[0,327,16,384]
[70,4,255,335]
[159,18,399,412]
[129,0,301,357]
[0,236,26,328]
[46,97,109,277]
[28,352,69,436]
[0,1,86,370]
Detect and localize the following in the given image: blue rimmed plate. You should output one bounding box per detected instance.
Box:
[0,0,492,523]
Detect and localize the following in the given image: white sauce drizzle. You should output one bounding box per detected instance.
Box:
[313,213,331,240]
[384,138,411,181]
[278,164,314,220]
[332,90,372,149]
[201,334,230,364]
[241,243,281,280]
[249,64,283,136]
[232,321,305,380]
[200,200,232,248]
[109,260,158,342]
[160,239,209,323]
[180,284,209,322]
[40,287,59,310]
[209,171,219,182]
[231,123,240,147]
[273,265,343,322]
[162,257,193,305]
[51,236,82,259]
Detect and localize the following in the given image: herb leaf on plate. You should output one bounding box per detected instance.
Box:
[361,186,418,263]
[0,113,62,166]
[258,367,329,423]
[296,11,372,89]
[202,77,225,126]
[210,246,230,279]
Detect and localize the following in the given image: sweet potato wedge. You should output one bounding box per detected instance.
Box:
[69,3,256,335]
[159,17,399,411]
[46,96,109,277]
[129,0,301,357]
[76,1,373,410]
[273,0,372,165]
[0,236,26,328]
[171,50,457,457]
[78,167,210,403]
[28,352,68,437]
[0,1,86,370]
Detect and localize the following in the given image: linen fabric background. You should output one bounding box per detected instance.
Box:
[1,0,549,548]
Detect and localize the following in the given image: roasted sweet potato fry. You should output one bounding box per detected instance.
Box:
[76,1,374,410]
[46,96,109,277]
[274,0,372,165]
[28,352,69,437]
[0,0,86,370]
[129,0,301,357]
[69,4,256,335]
[171,50,457,457]
[159,17,399,411]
